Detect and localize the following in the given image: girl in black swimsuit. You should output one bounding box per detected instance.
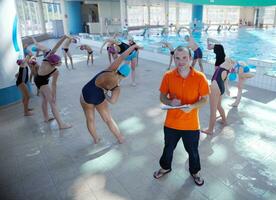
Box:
[202,58,235,135]
[77,44,94,65]
[80,44,140,144]
[15,57,33,116]
[35,35,72,129]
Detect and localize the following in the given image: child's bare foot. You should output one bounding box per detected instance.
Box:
[226,90,231,96]
[24,111,33,116]
[117,135,125,144]
[93,138,101,144]
[201,129,213,135]
[44,117,55,122]
[230,103,238,107]
[59,123,72,129]
[217,119,227,125]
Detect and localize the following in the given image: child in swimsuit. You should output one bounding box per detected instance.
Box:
[34,35,72,129]
[100,34,119,64]
[183,27,204,73]
[160,41,178,70]
[30,36,51,57]
[77,44,94,65]
[15,57,33,116]
[62,37,77,69]
[80,44,141,144]
[28,56,40,96]
[202,58,235,134]
[230,61,255,107]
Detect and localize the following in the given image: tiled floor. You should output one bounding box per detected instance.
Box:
[1,39,276,200]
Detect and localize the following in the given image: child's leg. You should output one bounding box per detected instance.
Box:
[87,54,89,65]
[202,83,220,134]
[67,51,74,69]
[217,96,227,125]
[40,91,51,121]
[225,79,230,96]
[91,53,94,64]
[40,85,71,129]
[96,101,124,143]
[198,59,204,73]
[80,95,100,143]
[131,58,137,86]
[231,78,244,107]
[63,51,69,69]
[191,59,197,68]
[19,83,32,116]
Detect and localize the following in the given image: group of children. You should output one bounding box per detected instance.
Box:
[16,30,255,142]
[16,35,96,128]
[16,33,143,145]
[13,30,258,188]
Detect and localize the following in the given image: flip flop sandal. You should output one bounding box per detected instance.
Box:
[153,168,172,179]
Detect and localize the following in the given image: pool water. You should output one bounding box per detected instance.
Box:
[127,28,276,63]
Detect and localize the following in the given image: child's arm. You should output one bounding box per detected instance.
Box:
[51,70,59,103]
[48,35,69,55]
[30,36,38,45]
[107,44,141,71]
[104,87,120,104]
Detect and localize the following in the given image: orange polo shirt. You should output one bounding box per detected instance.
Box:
[159,67,210,130]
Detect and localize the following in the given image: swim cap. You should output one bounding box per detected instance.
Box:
[108,46,116,54]
[228,72,237,81]
[117,64,131,77]
[32,46,38,52]
[46,54,61,65]
[80,45,85,50]
[243,66,250,73]
[16,59,24,65]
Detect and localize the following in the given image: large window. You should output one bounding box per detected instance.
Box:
[263,6,276,24]
[16,0,62,36]
[42,1,62,33]
[203,6,240,24]
[127,6,148,26]
[179,4,192,25]
[169,6,176,25]
[150,6,165,25]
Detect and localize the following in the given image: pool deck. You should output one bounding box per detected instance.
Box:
[1,39,276,200]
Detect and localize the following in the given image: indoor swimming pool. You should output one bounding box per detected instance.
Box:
[83,27,276,63]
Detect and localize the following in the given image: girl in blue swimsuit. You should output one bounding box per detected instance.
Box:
[80,44,141,144]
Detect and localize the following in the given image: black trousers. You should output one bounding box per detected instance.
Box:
[159,126,201,175]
